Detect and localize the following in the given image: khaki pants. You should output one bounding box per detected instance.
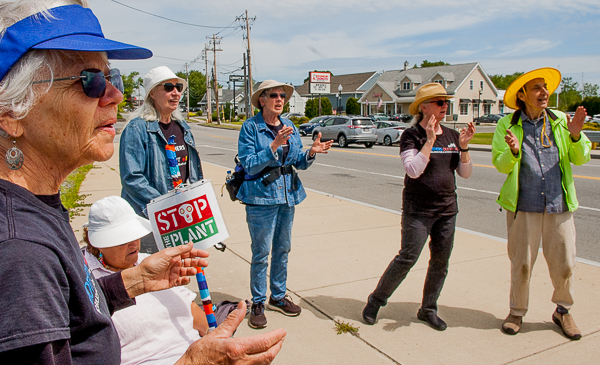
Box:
[506,210,576,317]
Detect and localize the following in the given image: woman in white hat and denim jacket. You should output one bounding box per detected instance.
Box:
[120,66,204,254]
[362,83,475,331]
[83,196,210,365]
[238,80,332,329]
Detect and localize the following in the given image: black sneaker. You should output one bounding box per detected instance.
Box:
[267,295,301,316]
[249,302,267,329]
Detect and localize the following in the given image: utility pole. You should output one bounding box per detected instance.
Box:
[185,62,190,119]
[203,46,212,123]
[243,55,248,118]
[238,10,256,116]
[207,35,223,124]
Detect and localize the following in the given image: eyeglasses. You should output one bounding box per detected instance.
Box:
[161,83,184,93]
[268,92,286,99]
[32,68,123,98]
[427,99,450,106]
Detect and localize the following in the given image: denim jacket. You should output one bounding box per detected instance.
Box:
[237,112,314,206]
[119,117,203,217]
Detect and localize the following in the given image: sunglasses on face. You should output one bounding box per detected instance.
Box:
[427,99,450,107]
[32,68,123,98]
[268,92,286,99]
[161,83,184,93]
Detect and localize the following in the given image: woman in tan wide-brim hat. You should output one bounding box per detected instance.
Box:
[238,79,333,329]
[362,83,475,331]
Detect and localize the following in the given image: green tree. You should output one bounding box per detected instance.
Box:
[320,97,333,115]
[419,60,449,68]
[176,70,206,110]
[571,96,600,116]
[121,71,140,109]
[559,77,582,111]
[346,97,360,115]
[305,98,318,118]
[490,72,524,90]
[583,83,599,98]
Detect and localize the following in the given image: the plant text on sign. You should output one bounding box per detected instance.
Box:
[153,194,219,248]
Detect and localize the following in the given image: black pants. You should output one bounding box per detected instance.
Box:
[370,213,456,314]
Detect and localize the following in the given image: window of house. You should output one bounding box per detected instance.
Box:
[460,103,469,115]
[480,80,484,90]
[484,104,491,114]
[403,82,411,90]
[434,79,443,84]
[470,80,473,90]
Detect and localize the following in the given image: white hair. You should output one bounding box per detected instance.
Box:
[0,0,90,132]
[127,85,185,122]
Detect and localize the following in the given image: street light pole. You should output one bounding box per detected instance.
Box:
[338,84,343,115]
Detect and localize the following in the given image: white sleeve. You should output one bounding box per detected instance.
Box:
[401,148,429,178]
[456,157,473,179]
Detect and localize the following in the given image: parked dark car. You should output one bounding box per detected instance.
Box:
[374,121,410,146]
[313,116,377,148]
[390,113,412,122]
[298,115,330,136]
[473,114,501,125]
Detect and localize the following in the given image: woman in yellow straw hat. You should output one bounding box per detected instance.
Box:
[362,82,475,331]
[492,67,591,340]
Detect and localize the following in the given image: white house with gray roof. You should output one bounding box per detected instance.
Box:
[359,62,506,123]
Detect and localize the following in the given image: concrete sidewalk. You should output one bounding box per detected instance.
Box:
[72,138,600,364]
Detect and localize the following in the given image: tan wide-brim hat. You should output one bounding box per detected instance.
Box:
[503,67,561,110]
[409,82,453,115]
[251,80,294,109]
[144,66,188,95]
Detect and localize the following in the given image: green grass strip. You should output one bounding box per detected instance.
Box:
[60,164,94,220]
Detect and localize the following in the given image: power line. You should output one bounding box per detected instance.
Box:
[107,0,236,29]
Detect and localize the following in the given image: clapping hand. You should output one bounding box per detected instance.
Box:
[567,106,587,140]
[459,122,476,149]
[505,129,520,155]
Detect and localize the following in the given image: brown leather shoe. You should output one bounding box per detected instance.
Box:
[552,310,582,340]
[501,314,522,335]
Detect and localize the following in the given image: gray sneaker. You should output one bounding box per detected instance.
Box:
[268,295,301,316]
[249,302,267,329]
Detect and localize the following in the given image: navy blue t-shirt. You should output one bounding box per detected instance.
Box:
[0,179,133,364]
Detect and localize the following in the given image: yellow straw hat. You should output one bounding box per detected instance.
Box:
[409,83,453,115]
[503,67,561,110]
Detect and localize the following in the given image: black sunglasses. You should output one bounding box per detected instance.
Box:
[32,68,123,98]
[161,83,184,93]
[427,99,450,106]
[268,92,286,99]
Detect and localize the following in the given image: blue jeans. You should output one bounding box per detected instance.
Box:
[370,213,456,314]
[246,204,295,304]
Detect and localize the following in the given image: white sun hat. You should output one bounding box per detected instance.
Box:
[86,196,152,248]
[143,66,188,95]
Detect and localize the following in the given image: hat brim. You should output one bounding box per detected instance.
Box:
[409,94,453,116]
[32,34,152,60]
[88,215,152,249]
[251,82,294,109]
[503,68,561,110]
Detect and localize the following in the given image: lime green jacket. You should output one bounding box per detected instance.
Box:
[491,109,591,212]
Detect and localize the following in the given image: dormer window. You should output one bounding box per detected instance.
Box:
[403,82,411,90]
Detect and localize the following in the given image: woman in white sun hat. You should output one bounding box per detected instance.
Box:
[120,66,204,254]
[83,196,210,365]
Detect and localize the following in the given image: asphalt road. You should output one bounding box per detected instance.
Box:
[190,124,600,264]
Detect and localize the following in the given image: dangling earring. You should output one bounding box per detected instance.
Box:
[5,137,24,170]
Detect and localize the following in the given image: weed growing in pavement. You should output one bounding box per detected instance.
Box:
[334,320,359,335]
[60,164,94,221]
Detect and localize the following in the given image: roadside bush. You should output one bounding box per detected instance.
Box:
[583,122,600,131]
[346,97,361,115]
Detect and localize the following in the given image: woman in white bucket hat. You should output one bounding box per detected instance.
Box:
[83,196,211,365]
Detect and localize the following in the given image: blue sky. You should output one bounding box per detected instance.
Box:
[90,0,600,91]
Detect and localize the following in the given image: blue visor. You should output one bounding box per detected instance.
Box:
[0,4,152,80]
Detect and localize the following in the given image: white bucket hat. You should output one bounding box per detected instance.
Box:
[86,196,152,248]
[144,66,187,95]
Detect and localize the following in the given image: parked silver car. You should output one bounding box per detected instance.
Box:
[375,121,410,146]
[313,116,377,148]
